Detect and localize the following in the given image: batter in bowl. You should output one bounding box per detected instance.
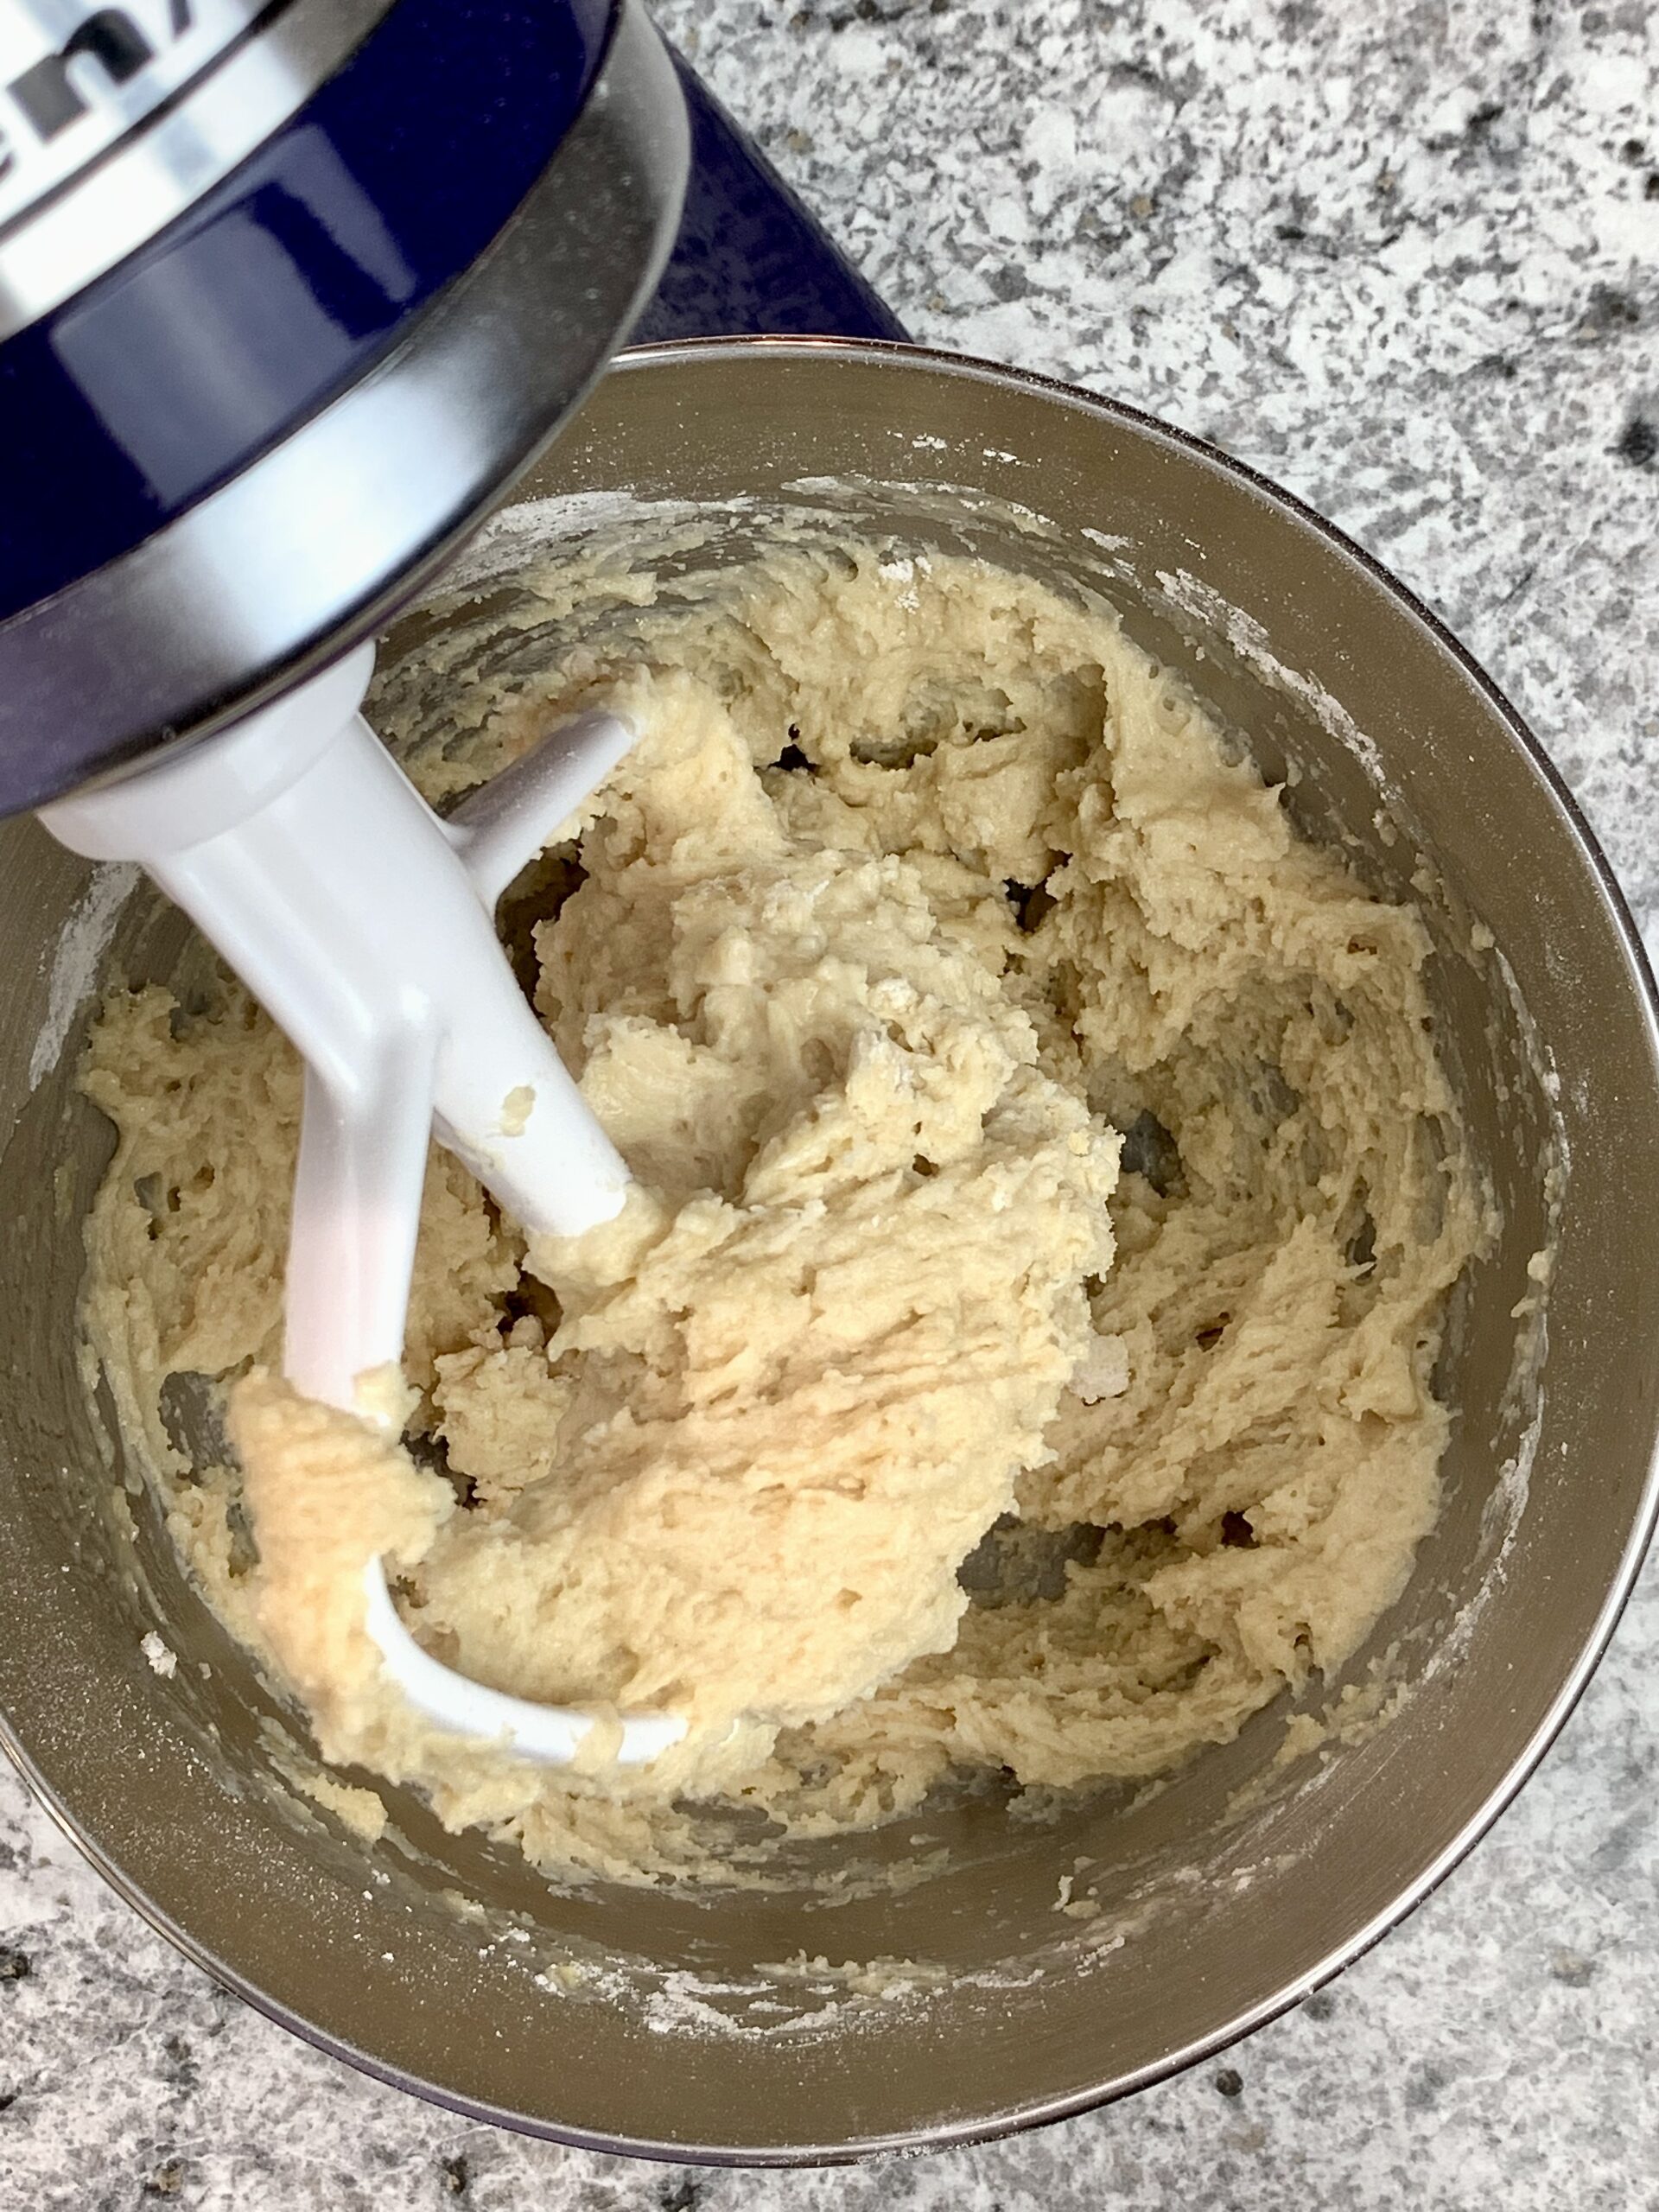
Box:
[79,538,1486,1881]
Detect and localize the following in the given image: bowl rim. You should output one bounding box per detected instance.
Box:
[6,330,1658,2168]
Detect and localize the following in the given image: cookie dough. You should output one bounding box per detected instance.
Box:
[79,540,1484,1881]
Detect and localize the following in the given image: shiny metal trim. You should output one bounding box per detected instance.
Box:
[0,0,288,228]
[0,0,398,336]
[0,0,686,808]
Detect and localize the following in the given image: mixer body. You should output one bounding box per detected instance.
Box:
[0,0,900,813]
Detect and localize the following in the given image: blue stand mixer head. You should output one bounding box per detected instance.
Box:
[0,0,900,813]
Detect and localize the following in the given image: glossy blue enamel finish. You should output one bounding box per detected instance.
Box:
[635,58,906,348]
[0,0,613,622]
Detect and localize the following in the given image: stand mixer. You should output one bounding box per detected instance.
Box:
[2,0,902,1760]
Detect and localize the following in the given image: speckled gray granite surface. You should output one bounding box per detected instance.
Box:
[4,1,1658,2203]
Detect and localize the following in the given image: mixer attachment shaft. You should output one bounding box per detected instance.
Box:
[41,647,688,1765]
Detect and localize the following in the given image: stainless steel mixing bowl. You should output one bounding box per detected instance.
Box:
[2,340,1656,2163]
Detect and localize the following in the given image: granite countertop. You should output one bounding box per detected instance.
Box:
[4,1,1657,2203]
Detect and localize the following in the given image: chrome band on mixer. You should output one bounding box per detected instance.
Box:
[0,0,398,334]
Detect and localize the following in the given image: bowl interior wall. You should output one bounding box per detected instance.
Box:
[0,345,1654,2158]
